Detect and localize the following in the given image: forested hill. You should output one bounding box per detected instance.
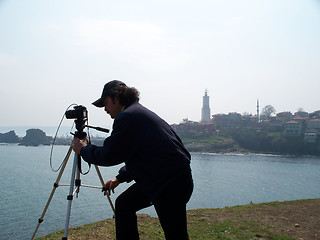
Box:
[179,130,320,156]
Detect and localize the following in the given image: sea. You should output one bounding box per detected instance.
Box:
[0,144,319,240]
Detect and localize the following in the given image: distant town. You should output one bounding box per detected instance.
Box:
[1,91,320,155]
[172,90,320,155]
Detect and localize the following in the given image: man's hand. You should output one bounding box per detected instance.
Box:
[72,137,87,155]
[102,178,120,196]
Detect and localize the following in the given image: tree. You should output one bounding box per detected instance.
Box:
[262,105,276,119]
[309,110,320,119]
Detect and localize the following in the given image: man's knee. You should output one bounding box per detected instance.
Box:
[115,194,129,214]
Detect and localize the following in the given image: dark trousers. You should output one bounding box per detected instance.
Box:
[115,173,193,240]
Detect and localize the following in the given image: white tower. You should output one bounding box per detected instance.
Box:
[257,99,260,122]
[201,89,211,122]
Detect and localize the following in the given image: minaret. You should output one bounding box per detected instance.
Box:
[257,99,260,122]
[201,89,211,122]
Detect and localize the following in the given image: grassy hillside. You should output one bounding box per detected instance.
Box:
[35,198,320,240]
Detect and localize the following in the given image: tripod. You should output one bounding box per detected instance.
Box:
[32,122,115,239]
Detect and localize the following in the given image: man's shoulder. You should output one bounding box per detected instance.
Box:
[125,102,148,113]
[115,102,150,128]
[118,102,144,119]
[123,102,161,122]
[127,101,141,108]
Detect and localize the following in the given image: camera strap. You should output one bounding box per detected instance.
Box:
[78,156,91,175]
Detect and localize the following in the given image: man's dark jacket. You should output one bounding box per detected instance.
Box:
[80,102,192,201]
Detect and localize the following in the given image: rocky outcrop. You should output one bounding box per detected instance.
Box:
[0,130,20,143]
[19,129,52,146]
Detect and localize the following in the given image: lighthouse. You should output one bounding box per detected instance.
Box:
[201,89,211,122]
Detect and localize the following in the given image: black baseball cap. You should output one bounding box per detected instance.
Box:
[92,80,126,108]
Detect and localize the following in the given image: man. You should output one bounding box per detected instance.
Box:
[72,80,193,240]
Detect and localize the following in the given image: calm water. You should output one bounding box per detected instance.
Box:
[0,145,319,240]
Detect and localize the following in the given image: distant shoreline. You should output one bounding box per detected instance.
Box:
[1,128,320,156]
[1,143,319,159]
[0,126,109,138]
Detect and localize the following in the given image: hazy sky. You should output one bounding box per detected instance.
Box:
[1,0,320,130]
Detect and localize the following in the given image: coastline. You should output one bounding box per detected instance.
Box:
[1,142,319,158]
[1,127,320,156]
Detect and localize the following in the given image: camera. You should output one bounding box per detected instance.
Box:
[65,105,88,120]
[65,105,88,134]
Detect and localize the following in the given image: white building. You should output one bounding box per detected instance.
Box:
[201,89,211,123]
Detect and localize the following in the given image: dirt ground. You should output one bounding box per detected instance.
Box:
[207,199,320,240]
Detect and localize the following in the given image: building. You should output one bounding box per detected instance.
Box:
[305,119,320,142]
[304,132,318,143]
[201,89,211,123]
[212,112,243,129]
[171,118,215,134]
[307,119,320,129]
[276,112,293,123]
[268,119,283,131]
[284,121,302,137]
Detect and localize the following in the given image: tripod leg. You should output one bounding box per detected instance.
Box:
[94,165,116,216]
[31,145,73,240]
[62,153,80,240]
[75,161,81,198]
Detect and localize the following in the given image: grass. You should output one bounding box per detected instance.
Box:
[182,134,235,145]
[187,208,295,240]
[34,200,306,240]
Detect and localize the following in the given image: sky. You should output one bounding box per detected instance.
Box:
[1,0,320,132]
